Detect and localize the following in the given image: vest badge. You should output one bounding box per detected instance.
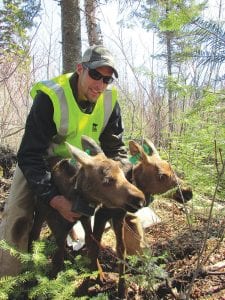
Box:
[92,123,98,132]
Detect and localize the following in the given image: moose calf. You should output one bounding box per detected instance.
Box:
[90,138,192,298]
[29,136,145,281]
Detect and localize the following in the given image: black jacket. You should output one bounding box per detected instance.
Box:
[17,73,128,203]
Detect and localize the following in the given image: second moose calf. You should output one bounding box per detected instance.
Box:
[90,138,193,298]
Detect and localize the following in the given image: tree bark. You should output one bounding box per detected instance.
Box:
[61,0,81,73]
[166,31,174,133]
[84,0,103,46]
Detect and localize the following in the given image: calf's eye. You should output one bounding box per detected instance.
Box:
[158,173,168,181]
[102,176,115,186]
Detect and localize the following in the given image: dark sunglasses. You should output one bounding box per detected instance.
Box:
[84,66,114,84]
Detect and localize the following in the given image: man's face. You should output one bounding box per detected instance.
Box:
[77,64,114,103]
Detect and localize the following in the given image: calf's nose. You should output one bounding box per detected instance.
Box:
[125,193,145,213]
[132,196,145,209]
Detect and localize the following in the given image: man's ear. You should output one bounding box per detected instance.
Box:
[76,63,83,75]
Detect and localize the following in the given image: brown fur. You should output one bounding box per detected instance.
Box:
[29,137,145,295]
[92,139,192,298]
[29,137,192,298]
[123,213,145,255]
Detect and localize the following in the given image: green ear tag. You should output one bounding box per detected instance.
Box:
[85,148,91,155]
[129,153,140,165]
[70,158,76,165]
[143,144,151,155]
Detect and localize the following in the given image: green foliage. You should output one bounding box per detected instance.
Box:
[190,18,225,67]
[158,3,204,32]
[0,239,171,299]
[133,0,210,76]
[167,90,225,199]
[0,240,31,264]
[0,272,34,300]
[140,0,206,33]
[0,239,100,299]
[0,0,41,56]
[166,75,194,97]
[125,249,168,292]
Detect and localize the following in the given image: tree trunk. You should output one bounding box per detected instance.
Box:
[84,0,103,46]
[61,0,81,73]
[166,31,173,133]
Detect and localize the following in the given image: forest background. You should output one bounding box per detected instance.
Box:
[1,0,225,298]
[1,0,225,215]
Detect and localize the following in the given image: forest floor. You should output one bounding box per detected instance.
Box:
[1,176,225,300]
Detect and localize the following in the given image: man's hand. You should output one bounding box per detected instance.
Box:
[49,195,81,222]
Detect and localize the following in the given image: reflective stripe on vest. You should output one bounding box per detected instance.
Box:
[30,73,117,157]
[41,79,69,138]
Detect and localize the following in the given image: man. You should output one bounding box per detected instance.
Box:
[0,45,128,277]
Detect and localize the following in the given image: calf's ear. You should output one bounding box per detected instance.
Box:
[129,140,148,163]
[143,138,160,159]
[129,140,141,156]
[81,135,103,156]
[65,142,92,165]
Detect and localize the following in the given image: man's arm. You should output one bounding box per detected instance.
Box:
[99,101,132,179]
[17,92,81,222]
[99,101,128,160]
[17,92,59,203]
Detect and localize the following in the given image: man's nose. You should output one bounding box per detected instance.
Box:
[95,79,105,90]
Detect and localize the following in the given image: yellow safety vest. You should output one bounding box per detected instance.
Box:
[30,73,117,157]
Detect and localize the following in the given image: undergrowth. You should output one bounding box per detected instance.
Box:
[0,239,167,299]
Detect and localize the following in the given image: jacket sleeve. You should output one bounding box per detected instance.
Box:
[99,101,129,162]
[17,92,59,203]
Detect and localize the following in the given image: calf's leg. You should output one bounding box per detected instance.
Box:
[28,208,46,251]
[92,207,113,282]
[111,211,127,299]
[29,204,73,276]
[44,209,74,277]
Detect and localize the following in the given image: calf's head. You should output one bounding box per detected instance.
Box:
[129,139,193,201]
[51,138,145,213]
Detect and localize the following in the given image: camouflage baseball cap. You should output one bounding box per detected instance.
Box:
[81,45,118,78]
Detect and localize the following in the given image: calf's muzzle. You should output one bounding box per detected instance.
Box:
[124,192,145,213]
